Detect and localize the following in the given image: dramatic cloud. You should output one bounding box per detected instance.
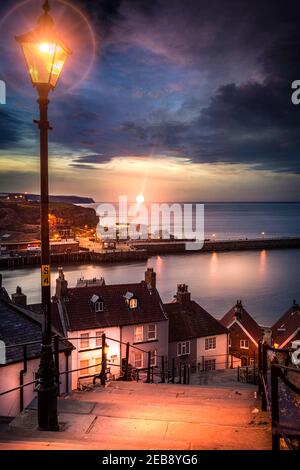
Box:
[1,0,300,199]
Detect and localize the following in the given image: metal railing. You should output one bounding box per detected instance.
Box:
[258,341,300,450]
[0,333,170,415]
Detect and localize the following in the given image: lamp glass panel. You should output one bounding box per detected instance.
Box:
[21,41,68,86]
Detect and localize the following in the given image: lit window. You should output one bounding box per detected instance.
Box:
[147,324,157,340]
[94,357,101,374]
[134,352,143,368]
[79,359,89,376]
[150,350,157,367]
[95,301,104,312]
[80,333,89,349]
[205,337,216,350]
[129,298,138,309]
[240,340,249,349]
[204,359,216,371]
[177,341,190,356]
[134,325,143,343]
[95,331,104,347]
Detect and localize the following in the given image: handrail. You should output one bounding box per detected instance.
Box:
[258,340,300,450]
[0,379,38,397]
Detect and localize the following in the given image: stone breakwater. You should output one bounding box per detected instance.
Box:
[1,238,300,269]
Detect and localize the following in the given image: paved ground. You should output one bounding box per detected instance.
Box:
[0,381,271,450]
[190,368,255,387]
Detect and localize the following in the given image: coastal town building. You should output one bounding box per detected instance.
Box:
[0,276,73,417]
[52,267,168,389]
[271,300,300,348]
[220,300,262,366]
[165,285,229,372]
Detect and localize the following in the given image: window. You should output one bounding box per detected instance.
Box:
[80,333,89,349]
[147,324,157,340]
[129,298,138,309]
[96,330,104,347]
[228,336,231,347]
[205,337,216,350]
[134,325,143,343]
[249,358,255,365]
[150,350,157,367]
[177,341,190,356]
[79,359,89,376]
[94,357,101,374]
[204,359,216,371]
[240,339,249,349]
[95,301,104,312]
[134,351,143,368]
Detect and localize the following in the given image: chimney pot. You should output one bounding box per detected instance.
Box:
[176,284,191,304]
[145,267,156,290]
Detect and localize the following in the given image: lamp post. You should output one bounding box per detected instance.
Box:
[16,0,71,431]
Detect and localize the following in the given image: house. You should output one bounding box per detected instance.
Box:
[272,300,300,349]
[220,300,262,366]
[0,276,73,417]
[165,284,229,372]
[52,267,169,389]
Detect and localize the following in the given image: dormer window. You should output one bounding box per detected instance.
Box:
[95,301,104,312]
[130,298,138,309]
[124,291,138,310]
[90,294,104,312]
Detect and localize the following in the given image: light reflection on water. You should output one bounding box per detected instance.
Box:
[1,249,299,326]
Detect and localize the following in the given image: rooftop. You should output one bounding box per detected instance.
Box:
[165,300,228,342]
[220,300,262,343]
[55,281,167,332]
[272,301,300,347]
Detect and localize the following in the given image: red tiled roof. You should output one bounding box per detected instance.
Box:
[220,301,262,343]
[272,302,300,347]
[57,282,167,331]
[165,300,228,342]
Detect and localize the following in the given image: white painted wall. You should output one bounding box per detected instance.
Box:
[0,352,71,418]
[196,333,228,370]
[68,326,121,389]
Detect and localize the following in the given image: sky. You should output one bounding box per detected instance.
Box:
[0,0,300,202]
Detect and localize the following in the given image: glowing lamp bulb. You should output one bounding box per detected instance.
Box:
[39,43,50,53]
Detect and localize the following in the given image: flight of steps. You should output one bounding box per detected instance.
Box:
[0,381,271,450]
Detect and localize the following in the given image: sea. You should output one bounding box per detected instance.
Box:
[1,202,300,327]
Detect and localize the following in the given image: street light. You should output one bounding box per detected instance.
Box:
[16,0,71,431]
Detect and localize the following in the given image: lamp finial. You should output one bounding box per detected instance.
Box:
[43,0,51,14]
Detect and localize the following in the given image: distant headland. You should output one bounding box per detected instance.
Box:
[0,193,95,204]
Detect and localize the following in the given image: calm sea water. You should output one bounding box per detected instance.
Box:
[1,249,299,327]
[86,202,300,239]
[1,203,299,326]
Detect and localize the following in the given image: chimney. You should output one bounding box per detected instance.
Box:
[55,267,68,299]
[11,286,27,307]
[234,300,243,320]
[176,284,191,304]
[145,268,156,290]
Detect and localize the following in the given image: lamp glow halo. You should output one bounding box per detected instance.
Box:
[0,0,97,97]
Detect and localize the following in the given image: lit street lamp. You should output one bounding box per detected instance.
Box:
[16,0,71,431]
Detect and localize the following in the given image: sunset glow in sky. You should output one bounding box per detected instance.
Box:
[1,0,300,202]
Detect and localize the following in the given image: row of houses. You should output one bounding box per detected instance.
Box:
[0,268,299,417]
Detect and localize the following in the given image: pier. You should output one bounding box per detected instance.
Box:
[1,238,300,269]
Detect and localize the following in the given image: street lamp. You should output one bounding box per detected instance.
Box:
[16,0,71,431]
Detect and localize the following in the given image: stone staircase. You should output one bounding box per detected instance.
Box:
[0,381,271,450]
